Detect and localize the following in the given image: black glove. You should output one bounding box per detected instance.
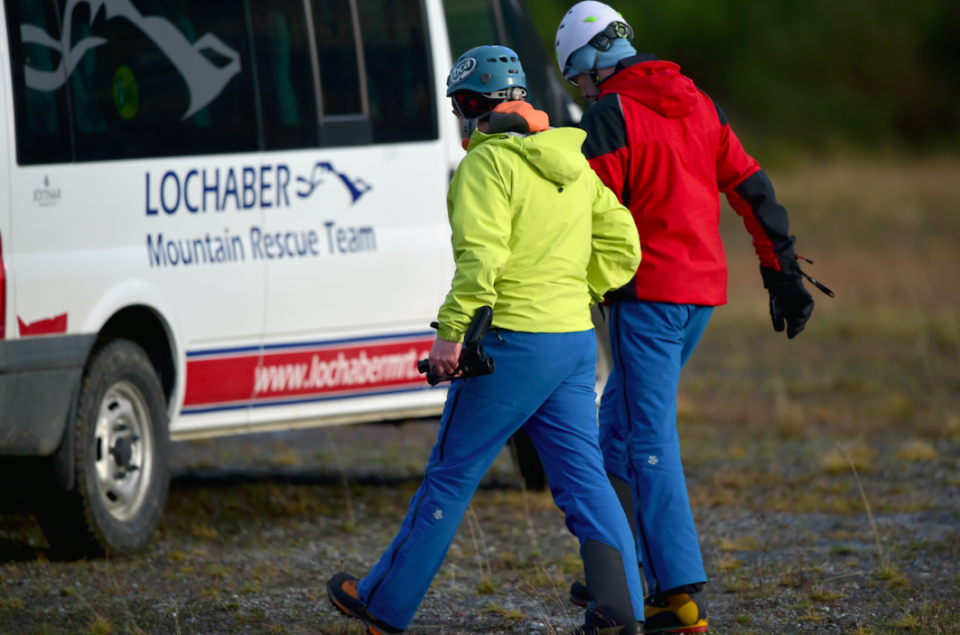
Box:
[761,264,814,339]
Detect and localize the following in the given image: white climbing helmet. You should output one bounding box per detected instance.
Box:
[555,1,631,76]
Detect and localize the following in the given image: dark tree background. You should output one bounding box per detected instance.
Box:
[525,0,960,159]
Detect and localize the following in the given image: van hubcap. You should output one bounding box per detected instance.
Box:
[94,381,153,522]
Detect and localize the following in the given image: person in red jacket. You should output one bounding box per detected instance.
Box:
[555,2,822,633]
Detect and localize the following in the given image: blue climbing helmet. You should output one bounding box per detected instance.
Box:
[447,45,527,121]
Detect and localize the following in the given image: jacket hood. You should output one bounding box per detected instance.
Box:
[600,58,698,118]
[468,127,588,186]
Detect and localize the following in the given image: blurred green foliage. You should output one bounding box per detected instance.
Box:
[524,0,960,159]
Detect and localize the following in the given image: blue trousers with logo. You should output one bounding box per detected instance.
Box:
[599,300,713,595]
[357,329,644,629]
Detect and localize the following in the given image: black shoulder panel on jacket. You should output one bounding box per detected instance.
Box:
[713,100,729,126]
[698,90,728,126]
[614,53,660,72]
[579,94,627,161]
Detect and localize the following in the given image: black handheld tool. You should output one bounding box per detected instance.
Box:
[417,307,495,386]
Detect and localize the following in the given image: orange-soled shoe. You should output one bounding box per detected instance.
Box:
[326,572,404,635]
[643,593,708,634]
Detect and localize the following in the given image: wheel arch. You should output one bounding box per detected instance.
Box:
[49,303,179,494]
[97,305,177,406]
[80,281,184,415]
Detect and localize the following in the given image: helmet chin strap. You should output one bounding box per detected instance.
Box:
[453,98,492,140]
[568,48,605,88]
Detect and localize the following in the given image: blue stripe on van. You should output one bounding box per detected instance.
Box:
[186,330,436,358]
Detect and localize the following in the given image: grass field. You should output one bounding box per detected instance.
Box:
[0,159,957,634]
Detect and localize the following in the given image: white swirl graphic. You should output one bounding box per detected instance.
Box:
[21,0,241,120]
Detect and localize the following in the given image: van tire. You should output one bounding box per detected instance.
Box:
[510,427,546,491]
[37,339,169,559]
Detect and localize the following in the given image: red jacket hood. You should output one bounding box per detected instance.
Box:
[600,60,698,118]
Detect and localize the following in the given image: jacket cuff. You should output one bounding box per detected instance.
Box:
[436,326,465,343]
[773,235,798,272]
[760,262,801,289]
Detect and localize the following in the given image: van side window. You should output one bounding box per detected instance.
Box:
[4,0,73,165]
[359,0,436,143]
[61,0,258,160]
[442,0,498,61]
[498,0,552,117]
[249,0,320,150]
[311,0,364,117]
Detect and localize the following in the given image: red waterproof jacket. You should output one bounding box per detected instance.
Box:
[580,55,797,306]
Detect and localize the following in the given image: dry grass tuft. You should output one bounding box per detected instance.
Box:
[716,555,743,572]
[167,549,188,562]
[875,564,907,587]
[808,586,841,601]
[799,607,823,623]
[820,444,876,474]
[559,553,582,576]
[484,604,525,620]
[191,524,219,539]
[945,415,960,443]
[717,536,760,552]
[476,578,497,596]
[891,612,921,630]
[0,597,24,613]
[894,439,937,461]
[518,567,554,588]
[85,617,113,635]
[885,394,916,420]
[722,578,751,594]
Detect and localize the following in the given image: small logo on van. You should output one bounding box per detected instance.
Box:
[449,57,478,86]
[33,175,61,207]
[296,162,372,205]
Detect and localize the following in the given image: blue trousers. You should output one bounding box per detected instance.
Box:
[599,301,713,595]
[357,329,644,629]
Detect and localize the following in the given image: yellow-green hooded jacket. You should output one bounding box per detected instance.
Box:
[437,127,641,342]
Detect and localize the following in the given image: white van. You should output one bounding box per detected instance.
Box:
[0,0,581,556]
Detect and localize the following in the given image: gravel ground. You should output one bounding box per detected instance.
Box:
[0,417,957,635]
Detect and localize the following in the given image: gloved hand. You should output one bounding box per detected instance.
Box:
[760,265,814,339]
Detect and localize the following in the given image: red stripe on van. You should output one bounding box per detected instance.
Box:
[183,337,434,408]
[18,313,68,336]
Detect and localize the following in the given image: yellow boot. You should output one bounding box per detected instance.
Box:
[643,593,708,634]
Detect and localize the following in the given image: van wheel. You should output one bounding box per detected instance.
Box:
[38,339,169,558]
[510,427,546,491]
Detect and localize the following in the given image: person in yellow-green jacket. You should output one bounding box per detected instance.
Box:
[327,45,644,635]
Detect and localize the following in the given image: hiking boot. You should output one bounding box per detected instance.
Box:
[570,603,642,635]
[644,593,708,634]
[326,572,404,635]
[570,579,592,607]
